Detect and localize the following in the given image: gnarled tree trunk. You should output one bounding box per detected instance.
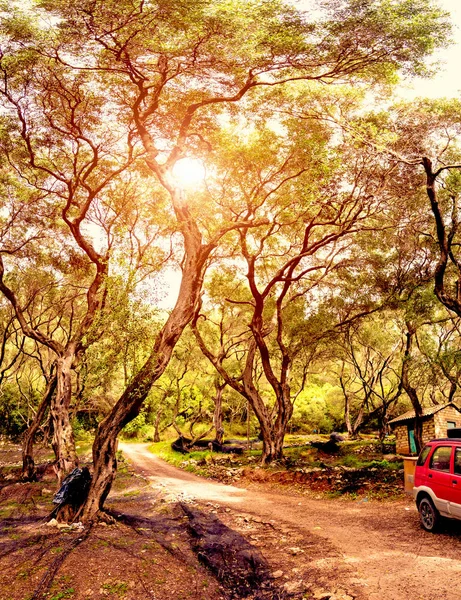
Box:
[81,200,211,521]
[51,355,79,484]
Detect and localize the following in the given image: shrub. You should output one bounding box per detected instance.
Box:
[122,413,147,438]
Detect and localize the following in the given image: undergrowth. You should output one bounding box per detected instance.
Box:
[147,441,211,470]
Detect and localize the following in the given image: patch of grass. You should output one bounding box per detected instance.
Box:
[148,441,209,466]
[326,490,343,499]
[56,575,73,586]
[282,445,319,465]
[17,569,30,580]
[246,448,262,458]
[122,489,140,497]
[49,588,75,600]
[114,450,129,475]
[102,581,128,596]
[1,501,22,518]
[337,455,402,469]
[73,440,93,456]
[368,459,402,470]
[338,454,369,469]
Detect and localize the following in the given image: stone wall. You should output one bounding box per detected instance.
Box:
[433,405,461,437]
[394,406,461,455]
[394,424,411,455]
[393,423,434,455]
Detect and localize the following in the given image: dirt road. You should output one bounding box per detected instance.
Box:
[120,443,461,600]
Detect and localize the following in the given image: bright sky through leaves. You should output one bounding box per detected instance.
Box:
[172,158,206,189]
[161,0,461,309]
[293,0,461,98]
[399,0,461,98]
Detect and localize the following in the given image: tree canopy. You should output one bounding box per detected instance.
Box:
[0,0,458,518]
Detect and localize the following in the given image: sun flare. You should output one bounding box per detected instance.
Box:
[172,157,206,188]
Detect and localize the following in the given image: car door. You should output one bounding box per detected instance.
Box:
[427,445,453,514]
[414,445,432,488]
[449,447,461,518]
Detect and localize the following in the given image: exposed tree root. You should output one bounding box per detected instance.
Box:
[96,510,116,525]
[0,533,50,560]
[30,526,92,600]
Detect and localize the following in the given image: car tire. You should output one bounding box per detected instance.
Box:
[418,497,440,532]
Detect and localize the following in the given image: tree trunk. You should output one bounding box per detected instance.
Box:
[339,369,368,438]
[81,207,210,521]
[340,374,353,437]
[261,435,276,465]
[271,390,293,459]
[251,393,291,464]
[153,407,162,443]
[242,347,283,464]
[51,355,78,484]
[448,380,457,403]
[213,381,226,445]
[351,402,365,438]
[22,371,57,481]
[344,400,353,437]
[272,421,287,461]
[378,412,390,441]
[254,411,290,464]
[82,324,190,520]
[192,324,290,464]
[402,327,423,453]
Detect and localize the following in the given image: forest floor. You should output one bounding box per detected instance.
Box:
[1,440,461,600]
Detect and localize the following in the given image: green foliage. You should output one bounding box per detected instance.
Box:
[0,0,457,472]
[49,589,75,600]
[323,0,452,78]
[122,413,147,439]
[0,384,30,437]
[101,581,128,596]
[292,384,343,433]
[148,441,211,468]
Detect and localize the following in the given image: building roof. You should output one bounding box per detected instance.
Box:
[389,402,461,426]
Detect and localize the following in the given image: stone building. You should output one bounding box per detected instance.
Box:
[389,402,461,455]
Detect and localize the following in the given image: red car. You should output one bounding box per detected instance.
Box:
[414,433,461,532]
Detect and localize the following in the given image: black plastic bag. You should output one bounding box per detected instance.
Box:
[53,467,92,506]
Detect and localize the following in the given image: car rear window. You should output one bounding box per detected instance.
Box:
[417,445,432,466]
[429,446,452,472]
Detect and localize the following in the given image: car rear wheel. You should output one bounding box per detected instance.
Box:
[418,497,439,532]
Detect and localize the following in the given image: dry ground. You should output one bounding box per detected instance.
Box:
[121,443,461,600]
[1,442,461,600]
